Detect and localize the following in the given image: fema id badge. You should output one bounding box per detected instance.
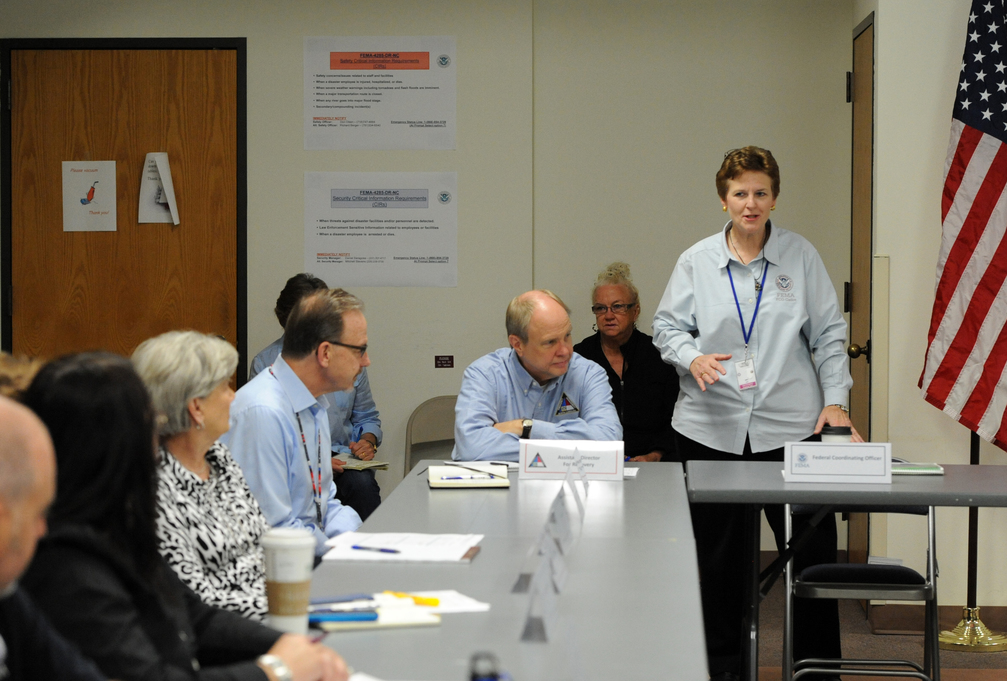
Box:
[735,357,757,390]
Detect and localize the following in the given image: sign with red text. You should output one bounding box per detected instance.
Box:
[304,36,456,150]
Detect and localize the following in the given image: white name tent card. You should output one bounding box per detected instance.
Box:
[784,442,892,484]
[518,440,624,481]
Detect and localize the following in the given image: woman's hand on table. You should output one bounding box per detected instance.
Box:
[263,633,350,681]
[814,405,864,442]
[689,354,732,392]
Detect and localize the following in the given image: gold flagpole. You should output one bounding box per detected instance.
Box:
[939,431,1007,651]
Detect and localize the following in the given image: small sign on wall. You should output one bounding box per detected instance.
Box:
[62,161,116,232]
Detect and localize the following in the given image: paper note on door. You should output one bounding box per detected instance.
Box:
[138,152,179,224]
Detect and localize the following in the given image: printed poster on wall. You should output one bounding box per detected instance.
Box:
[304,36,456,150]
[305,172,457,287]
[62,161,116,232]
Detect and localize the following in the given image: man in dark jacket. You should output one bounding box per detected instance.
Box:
[0,395,106,681]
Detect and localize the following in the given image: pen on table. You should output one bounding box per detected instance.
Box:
[351,545,401,554]
[309,610,379,623]
[441,475,492,480]
[443,463,507,479]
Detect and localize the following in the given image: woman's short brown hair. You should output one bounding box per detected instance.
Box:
[715,146,780,200]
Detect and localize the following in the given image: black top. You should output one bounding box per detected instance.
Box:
[574,329,679,460]
[20,524,281,681]
[0,585,106,681]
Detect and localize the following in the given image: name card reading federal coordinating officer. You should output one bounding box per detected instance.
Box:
[518,440,624,481]
[783,442,892,484]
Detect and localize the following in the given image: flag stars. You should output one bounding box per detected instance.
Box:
[978,69,988,81]
[994,42,1004,53]
[971,12,978,23]
[962,98,972,110]
[972,30,982,42]
[976,50,987,63]
[984,2,994,12]
[1000,100,1007,111]
[997,62,1007,72]
[998,81,1007,92]
[990,22,1000,33]
[962,79,971,92]
[983,109,993,120]
[981,90,992,101]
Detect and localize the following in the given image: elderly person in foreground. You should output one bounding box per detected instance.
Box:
[132,330,270,620]
[574,262,679,462]
[452,289,622,462]
[20,352,349,681]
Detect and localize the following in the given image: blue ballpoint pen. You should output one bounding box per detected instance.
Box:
[351,545,400,554]
[309,610,379,623]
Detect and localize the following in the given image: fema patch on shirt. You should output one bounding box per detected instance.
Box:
[775,274,797,302]
[555,392,579,415]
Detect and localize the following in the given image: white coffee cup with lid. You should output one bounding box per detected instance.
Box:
[261,528,315,634]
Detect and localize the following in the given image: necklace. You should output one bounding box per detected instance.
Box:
[729,227,767,291]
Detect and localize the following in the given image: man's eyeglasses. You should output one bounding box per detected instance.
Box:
[591,303,636,315]
[328,340,368,357]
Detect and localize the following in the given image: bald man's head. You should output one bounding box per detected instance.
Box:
[0,396,56,590]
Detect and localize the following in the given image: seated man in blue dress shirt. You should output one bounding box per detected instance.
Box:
[452,289,622,462]
[224,289,364,555]
[250,273,382,520]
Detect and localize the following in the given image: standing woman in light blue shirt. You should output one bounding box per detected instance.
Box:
[653,146,858,681]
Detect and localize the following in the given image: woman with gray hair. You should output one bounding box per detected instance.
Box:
[132,330,270,620]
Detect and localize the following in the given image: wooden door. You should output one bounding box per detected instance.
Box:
[847,17,875,569]
[1,39,247,378]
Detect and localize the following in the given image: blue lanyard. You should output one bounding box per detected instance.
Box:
[727,259,770,350]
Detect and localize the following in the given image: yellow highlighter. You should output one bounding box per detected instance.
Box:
[384,590,440,607]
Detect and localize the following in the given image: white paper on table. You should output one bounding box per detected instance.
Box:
[138,152,179,224]
[322,531,482,562]
[623,468,639,479]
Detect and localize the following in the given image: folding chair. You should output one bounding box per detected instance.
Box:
[783,504,939,681]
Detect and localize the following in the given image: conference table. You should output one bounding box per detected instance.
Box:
[312,461,708,681]
[685,460,1007,681]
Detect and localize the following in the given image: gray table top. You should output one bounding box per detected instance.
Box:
[686,461,1007,506]
[312,461,706,681]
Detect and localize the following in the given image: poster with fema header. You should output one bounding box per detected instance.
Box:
[304,36,456,150]
[304,172,458,287]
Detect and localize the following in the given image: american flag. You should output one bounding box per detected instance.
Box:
[920,0,1007,450]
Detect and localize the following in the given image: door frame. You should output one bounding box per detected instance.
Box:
[0,37,248,381]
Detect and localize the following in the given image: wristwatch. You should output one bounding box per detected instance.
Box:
[829,404,850,414]
[520,418,533,439]
[257,654,293,681]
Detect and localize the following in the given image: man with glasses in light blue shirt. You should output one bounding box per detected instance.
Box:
[250,273,383,520]
[225,289,366,555]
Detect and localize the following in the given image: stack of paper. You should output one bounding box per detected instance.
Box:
[322,531,483,562]
[892,463,944,475]
[340,458,390,471]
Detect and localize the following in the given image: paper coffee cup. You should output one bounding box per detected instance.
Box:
[261,528,315,634]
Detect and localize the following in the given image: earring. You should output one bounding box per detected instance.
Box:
[722,206,727,212]
[195,421,204,431]
[592,324,598,332]
[771,206,776,211]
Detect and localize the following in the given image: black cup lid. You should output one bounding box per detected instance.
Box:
[820,425,852,435]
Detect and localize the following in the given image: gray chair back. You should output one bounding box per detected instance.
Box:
[404,395,457,476]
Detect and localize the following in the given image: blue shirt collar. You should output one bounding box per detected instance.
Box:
[270,355,322,413]
[718,219,779,269]
[507,346,558,392]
